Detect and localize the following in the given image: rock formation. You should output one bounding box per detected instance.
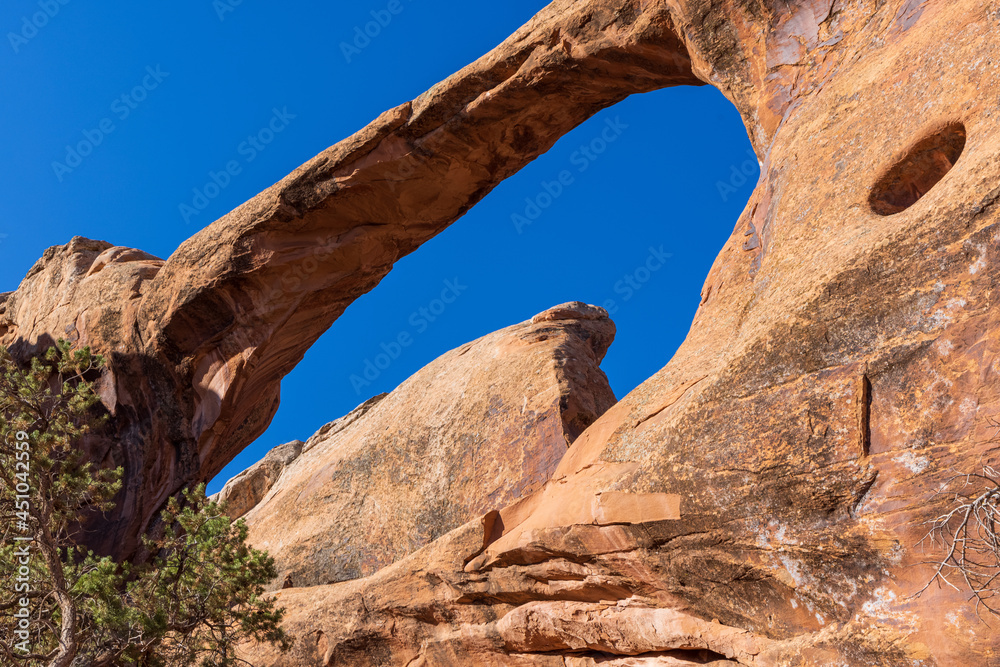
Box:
[0,0,696,558]
[244,0,1000,664]
[4,0,1000,663]
[218,302,616,589]
[213,438,306,521]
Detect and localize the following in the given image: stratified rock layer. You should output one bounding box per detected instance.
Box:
[225,302,616,588]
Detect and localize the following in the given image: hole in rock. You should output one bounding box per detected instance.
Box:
[575,648,736,664]
[869,122,966,216]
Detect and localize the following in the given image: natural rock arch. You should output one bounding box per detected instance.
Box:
[3,0,1000,662]
[2,1,699,555]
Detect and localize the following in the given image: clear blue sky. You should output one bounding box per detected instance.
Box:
[0,1,759,494]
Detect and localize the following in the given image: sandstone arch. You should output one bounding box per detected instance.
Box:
[4,0,1000,663]
[2,1,698,555]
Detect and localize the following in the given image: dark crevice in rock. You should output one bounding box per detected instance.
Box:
[869,122,967,215]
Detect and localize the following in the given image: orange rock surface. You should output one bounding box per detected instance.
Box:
[3,0,1000,663]
[242,0,1000,664]
[220,302,616,589]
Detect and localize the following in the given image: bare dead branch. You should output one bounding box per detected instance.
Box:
[915,464,1000,622]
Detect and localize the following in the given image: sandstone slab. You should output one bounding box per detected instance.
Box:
[231,302,616,588]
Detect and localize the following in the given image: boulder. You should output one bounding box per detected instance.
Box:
[212,440,304,521]
[228,302,616,588]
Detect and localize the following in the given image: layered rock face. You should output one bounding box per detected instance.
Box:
[218,303,616,588]
[5,0,1000,664]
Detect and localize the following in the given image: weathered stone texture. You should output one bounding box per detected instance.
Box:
[229,303,616,589]
[6,0,1000,664]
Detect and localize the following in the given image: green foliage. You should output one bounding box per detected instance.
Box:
[0,342,291,666]
[119,486,292,666]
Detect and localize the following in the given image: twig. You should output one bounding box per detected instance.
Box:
[915,466,1000,622]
